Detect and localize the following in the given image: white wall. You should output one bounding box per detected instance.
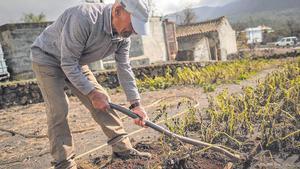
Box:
[246,30,263,44]
[218,19,238,61]
[142,17,167,63]
[0,44,9,77]
[91,17,167,71]
[194,37,211,61]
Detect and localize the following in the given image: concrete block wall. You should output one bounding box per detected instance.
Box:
[0,22,52,80]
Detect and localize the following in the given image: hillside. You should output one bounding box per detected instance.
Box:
[166,0,300,31]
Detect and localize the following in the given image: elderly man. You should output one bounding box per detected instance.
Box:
[31,0,151,168]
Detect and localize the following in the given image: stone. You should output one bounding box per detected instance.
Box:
[65,89,72,96]
[29,84,40,90]
[20,96,28,105]
[4,93,17,102]
[8,84,18,90]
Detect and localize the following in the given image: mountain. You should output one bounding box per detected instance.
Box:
[166,0,300,31]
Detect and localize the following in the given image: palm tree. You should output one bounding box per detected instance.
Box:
[21,13,46,23]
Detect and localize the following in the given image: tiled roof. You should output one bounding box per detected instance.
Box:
[176,16,226,38]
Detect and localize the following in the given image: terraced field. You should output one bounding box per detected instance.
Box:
[0,57,299,169]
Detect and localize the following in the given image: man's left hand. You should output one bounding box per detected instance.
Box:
[132,106,148,128]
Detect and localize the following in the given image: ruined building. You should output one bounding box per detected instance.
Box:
[176,16,237,61]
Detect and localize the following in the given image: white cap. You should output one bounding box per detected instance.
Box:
[120,0,151,35]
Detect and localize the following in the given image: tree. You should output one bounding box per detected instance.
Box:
[149,0,161,17]
[21,13,46,23]
[85,0,103,2]
[236,31,248,49]
[232,21,249,31]
[248,16,255,27]
[287,19,295,36]
[181,8,196,25]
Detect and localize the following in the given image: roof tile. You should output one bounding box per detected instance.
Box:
[176,16,226,38]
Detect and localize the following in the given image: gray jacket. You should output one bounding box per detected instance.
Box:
[31,3,140,101]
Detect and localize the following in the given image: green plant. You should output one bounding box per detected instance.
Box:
[137,59,282,93]
[205,58,300,153]
[164,101,198,136]
[203,83,216,93]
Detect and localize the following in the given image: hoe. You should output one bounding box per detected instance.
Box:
[109,102,245,162]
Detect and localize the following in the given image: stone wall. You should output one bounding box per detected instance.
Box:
[0,81,43,108]
[1,51,299,109]
[0,61,212,109]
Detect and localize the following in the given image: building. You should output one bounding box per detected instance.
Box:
[0,17,170,80]
[243,25,273,44]
[94,17,169,70]
[176,16,237,61]
[0,44,9,81]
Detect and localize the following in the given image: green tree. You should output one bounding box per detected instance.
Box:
[21,13,46,23]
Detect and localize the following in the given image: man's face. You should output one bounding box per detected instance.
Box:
[112,4,136,38]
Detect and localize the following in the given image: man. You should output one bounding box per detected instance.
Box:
[31,0,151,168]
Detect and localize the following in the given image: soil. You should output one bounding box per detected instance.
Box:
[0,64,297,169]
[77,142,226,169]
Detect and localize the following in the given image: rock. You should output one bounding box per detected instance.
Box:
[20,96,28,105]
[29,84,40,90]
[65,89,72,96]
[3,87,16,94]
[8,84,18,90]
[5,93,17,101]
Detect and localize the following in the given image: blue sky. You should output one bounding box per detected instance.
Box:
[0,0,236,25]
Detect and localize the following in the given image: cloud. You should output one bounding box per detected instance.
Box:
[103,0,236,14]
[152,0,200,14]
[150,0,237,15]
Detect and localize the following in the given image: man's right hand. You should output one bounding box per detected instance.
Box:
[88,89,110,111]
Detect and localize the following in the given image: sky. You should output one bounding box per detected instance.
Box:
[0,0,236,25]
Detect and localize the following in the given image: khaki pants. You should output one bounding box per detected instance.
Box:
[31,49,132,169]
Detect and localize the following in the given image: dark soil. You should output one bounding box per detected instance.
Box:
[78,141,226,169]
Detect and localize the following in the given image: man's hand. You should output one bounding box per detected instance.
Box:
[132,106,148,128]
[88,89,110,111]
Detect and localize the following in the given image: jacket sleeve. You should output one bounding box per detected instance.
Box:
[60,12,95,95]
[115,38,141,101]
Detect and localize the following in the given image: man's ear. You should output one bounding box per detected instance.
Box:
[115,5,123,16]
